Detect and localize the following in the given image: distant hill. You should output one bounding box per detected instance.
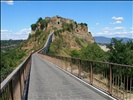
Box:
[1,40,25,51]
[94,36,132,44]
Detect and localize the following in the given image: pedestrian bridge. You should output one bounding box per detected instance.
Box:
[28,53,109,100]
[1,32,133,100]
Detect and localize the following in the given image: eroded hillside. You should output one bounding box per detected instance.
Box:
[21,15,94,56]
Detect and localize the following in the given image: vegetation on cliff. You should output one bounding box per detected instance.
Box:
[48,16,94,56]
[71,43,107,61]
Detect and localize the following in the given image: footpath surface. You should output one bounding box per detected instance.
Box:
[28,54,108,100]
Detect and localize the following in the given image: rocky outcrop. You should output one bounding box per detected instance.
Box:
[29,15,95,55]
[31,15,94,43]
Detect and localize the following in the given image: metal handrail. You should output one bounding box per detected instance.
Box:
[0,54,32,100]
[42,54,133,100]
[46,54,133,67]
[1,55,31,90]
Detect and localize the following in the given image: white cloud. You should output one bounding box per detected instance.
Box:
[1,0,14,5]
[1,28,31,40]
[102,27,112,31]
[114,27,125,30]
[112,16,124,21]
[95,31,132,38]
[102,27,126,31]
[94,26,132,38]
[114,32,123,35]
[113,21,122,24]
[1,30,9,33]
[95,32,113,37]
[16,28,31,35]
[103,31,109,34]
[114,31,133,37]
[111,16,124,24]
[96,23,99,25]
[130,27,133,30]
[115,21,121,24]
[97,32,103,35]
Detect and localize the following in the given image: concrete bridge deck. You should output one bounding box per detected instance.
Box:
[28,54,109,100]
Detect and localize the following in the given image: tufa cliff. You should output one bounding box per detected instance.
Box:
[22,15,94,56]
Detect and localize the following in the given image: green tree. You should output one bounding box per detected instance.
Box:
[31,24,37,31]
[40,19,49,30]
[107,38,133,77]
[80,43,107,61]
[80,23,87,27]
[1,46,26,82]
[70,50,80,58]
[37,17,43,23]
[107,38,133,65]
[107,38,133,89]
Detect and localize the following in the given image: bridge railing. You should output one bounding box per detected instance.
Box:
[0,54,32,100]
[42,54,133,100]
[0,31,54,100]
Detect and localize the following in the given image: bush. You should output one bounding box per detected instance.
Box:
[80,23,87,27]
[75,37,83,47]
[70,50,80,58]
[35,30,41,37]
[48,39,62,55]
[37,17,43,23]
[62,23,73,32]
[54,29,64,39]
[40,19,49,30]
[74,21,77,25]
[31,24,37,31]
[80,43,107,61]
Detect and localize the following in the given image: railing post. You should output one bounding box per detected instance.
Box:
[129,77,132,100]
[60,56,62,68]
[109,64,112,95]
[78,59,81,78]
[9,80,14,100]
[19,70,22,98]
[65,57,67,71]
[90,61,93,85]
[58,56,60,67]
[71,58,73,74]
[56,56,58,66]
[54,56,56,65]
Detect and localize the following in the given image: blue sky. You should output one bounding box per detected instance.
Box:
[1,0,133,40]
